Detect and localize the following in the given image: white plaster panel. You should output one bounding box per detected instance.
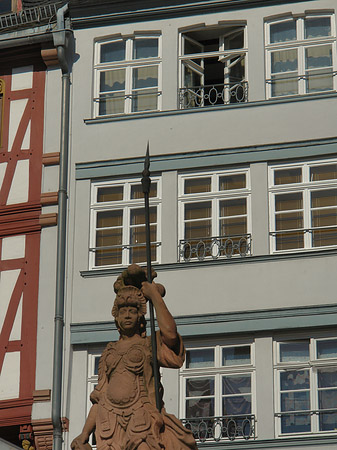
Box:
[9,294,22,341]
[11,66,33,91]
[0,163,7,190]
[0,270,20,333]
[0,352,20,400]
[21,120,31,150]
[2,235,25,260]
[8,99,28,152]
[7,159,29,205]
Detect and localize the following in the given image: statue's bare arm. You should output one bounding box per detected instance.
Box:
[71,404,97,450]
[141,281,179,351]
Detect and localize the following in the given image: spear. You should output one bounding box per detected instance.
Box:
[141,142,161,411]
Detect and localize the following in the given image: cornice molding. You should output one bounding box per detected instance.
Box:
[69,0,315,28]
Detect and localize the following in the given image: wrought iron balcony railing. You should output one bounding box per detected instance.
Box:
[181,415,255,443]
[179,81,248,109]
[179,234,251,262]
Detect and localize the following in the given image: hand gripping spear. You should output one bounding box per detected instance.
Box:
[141,143,161,412]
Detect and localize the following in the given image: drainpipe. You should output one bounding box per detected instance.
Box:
[51,4,70,450]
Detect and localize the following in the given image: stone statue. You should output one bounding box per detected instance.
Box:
[71,264,198,450]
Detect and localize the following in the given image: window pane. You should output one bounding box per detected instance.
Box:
[223,395,251,415]
[186,377,214,397]
[318,369,337,388]
[274,168,302,185]
[185,178,211,194]
[311,190,337,208]
[222,346,251,366]
[317,340,337,359]
[276,212,303,231]
[271,50,298,73]
[311,207,337,227]
[310,164,337,181]
[0,0,12,13]
[185,202,211,220]
[96,227,122,245]
[276,231,304,250]
[97,210,123,228]
[220,198,246,216]
[219,174,246,190]
[220,217,247,236]
[132,89,158,112]
[97,186,123,202]
[134,38,158,59]
[131,207,156,225]
[305,45,332,69]
[186,349,214,368]
[305,17,331,39]
[186,398,214,418]
[306,68,333,92]
[275,193,302,211]
[223,375,251,395]
[99,94,125,115]
[280,343,309,362]
[184,38,203,55]
[185,220,212,239]
[94,356,100,375]
[131,182,157,199]
[133,66,158,89]
[100,41,125,62]
[312,228,337,247]
[100,70,125,92]
[281,414,311,433]
[280,370,310,391]
[271,73,298,97]
[270,21,296,43]
[95,247,122,266]
[130,225,156,263]
[281,391,310,413]
[319,411,337,431]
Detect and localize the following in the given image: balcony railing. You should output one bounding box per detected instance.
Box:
[181,415,255,443]
[179,81,248,109]
[0,2,63,30]
[179,234,251,262]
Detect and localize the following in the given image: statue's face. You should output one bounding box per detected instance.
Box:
[117,305,139,334]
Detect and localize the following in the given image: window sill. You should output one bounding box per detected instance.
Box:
[84,92,337,125]
[80,247,337,278]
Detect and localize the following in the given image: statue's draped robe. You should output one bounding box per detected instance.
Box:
[90,332,198,450]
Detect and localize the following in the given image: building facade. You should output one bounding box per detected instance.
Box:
[65,0,337,450]
[0,1,69,449]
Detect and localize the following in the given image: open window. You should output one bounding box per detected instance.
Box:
[179,24,248,109]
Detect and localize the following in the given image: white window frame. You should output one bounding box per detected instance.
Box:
[93,34,162,117]
[269,158,337,253]
[179,343,256,441]
[89,177,162,269]
[178,24,248,108]
[265,13,337,98]
[274,337,337,437]
[178,168,251,261]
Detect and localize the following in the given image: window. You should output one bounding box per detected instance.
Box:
[274,338,337,435]
[266,14,336,97]
[94,35,161,116]
[87,351,102,448]
[0,0,14,14]
[179,25,248,109]
[178,169,251,261]
[90,178,161,268]
[180,344,255,442]
[269,159,337,252]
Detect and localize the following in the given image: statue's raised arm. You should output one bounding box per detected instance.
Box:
[71,264,198,450]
